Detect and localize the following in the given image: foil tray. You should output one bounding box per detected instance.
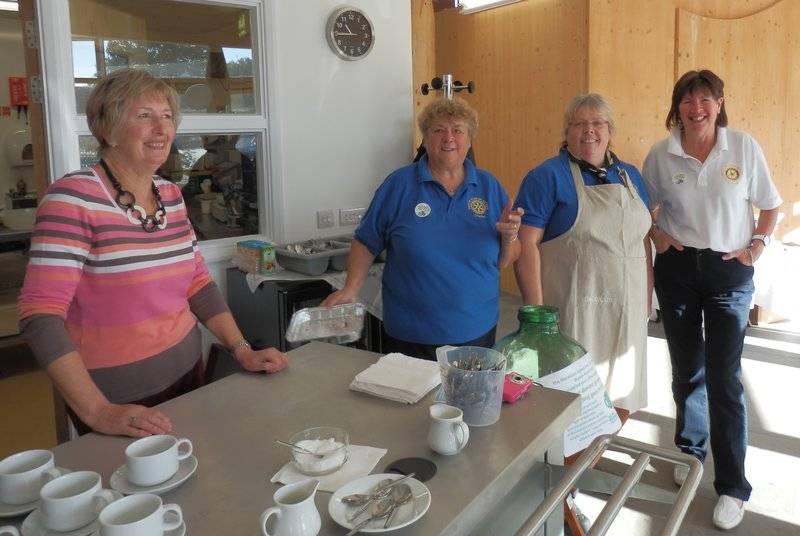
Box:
[285,303,366,344]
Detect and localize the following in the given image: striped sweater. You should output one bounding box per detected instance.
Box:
[18,166,228,403]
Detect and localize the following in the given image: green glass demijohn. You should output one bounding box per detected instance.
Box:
[493,305,587,380]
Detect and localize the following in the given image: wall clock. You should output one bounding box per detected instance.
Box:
[326,6,375,60]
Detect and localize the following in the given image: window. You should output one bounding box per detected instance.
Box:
[70,0,256,115]
[79,133,261,241]
[54,0,271,244]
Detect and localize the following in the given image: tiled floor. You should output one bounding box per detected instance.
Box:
[497,293,800,535]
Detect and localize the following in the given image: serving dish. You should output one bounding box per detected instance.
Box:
[285,303,366,344]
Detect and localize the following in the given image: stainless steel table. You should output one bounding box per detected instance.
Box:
[44,342,580,535]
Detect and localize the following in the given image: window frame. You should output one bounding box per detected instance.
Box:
[36,0,280,260]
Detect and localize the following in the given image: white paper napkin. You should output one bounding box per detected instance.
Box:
[270,445,388,492]
[349,352,441,404]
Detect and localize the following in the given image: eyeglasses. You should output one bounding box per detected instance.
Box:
[570,120,608,130]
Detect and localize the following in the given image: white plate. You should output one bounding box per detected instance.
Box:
[0,468,72,519]
[329,473,431,533]
[21,508,98,536]
[109,456,197,496]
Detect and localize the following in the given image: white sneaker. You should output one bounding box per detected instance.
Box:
[673,465,689,486]
[713,495,745,530]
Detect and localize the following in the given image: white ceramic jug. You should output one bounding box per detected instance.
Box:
[428,403,470,455]
[260,479,321,536]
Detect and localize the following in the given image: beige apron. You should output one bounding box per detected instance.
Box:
[539,160,651,411]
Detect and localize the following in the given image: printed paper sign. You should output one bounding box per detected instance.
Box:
[9,77,28,106]
[538,352,621,456]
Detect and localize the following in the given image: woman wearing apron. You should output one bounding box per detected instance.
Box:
[514,93,652,414]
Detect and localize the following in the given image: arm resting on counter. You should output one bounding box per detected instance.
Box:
[203,311,289,374]
[21,314,172,437]
[46,351,173,438]
[321,239,376,306]
[514,225,545,305]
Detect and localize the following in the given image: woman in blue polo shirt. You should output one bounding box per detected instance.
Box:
[322,97,523,360]
[514,93,652,414]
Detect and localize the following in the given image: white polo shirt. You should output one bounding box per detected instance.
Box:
[643,127,782,252]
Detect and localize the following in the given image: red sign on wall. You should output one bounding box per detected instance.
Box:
[9,77,28,106]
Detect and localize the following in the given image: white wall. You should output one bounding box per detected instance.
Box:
[267,0,413,243]
[0,13,32,202]
[201,0,413,351]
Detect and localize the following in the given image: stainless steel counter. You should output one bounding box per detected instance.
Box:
[43,342,579,535]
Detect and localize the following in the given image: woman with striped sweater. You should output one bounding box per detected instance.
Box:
[19,69,288,438]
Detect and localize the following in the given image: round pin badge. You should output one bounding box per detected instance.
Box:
[468,197,488,217]
[415,202,431,218]
[723,164,740,182]
[672,172,686,185]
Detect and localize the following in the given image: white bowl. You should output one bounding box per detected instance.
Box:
[288,426,349,476]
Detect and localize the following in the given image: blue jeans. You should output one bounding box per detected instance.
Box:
[654,246,753,501]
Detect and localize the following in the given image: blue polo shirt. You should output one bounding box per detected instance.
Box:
[355,155,508,344]
[516,148,651,242]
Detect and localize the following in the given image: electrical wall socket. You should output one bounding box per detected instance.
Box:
[316,209,335,229]
[339,208,366,226]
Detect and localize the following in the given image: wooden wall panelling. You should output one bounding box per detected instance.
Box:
[677,0,800,240]
[436,0,588,292]
[411,0,437,153]
[587,0,676,168]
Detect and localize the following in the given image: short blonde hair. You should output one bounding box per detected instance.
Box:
[85,69,181,156]
[418,97,478,140]
[561,93,616,145]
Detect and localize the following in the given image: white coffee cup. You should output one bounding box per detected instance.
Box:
[0,525,19,536]
[125,435,193,487]
[39,471,119,532]
[0,450,64,505]
[99,493,182,536]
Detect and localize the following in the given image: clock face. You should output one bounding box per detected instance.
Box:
[326,7,374,60]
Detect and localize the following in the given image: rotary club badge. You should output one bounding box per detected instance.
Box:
[468,197,488,217]
[723,164,741,182]
[671,173,686,185]
[414,202,431,218]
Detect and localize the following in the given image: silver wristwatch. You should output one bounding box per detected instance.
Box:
[751,234,771,247]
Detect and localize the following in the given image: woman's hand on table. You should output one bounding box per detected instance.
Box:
[90,403,173,438]
[496,199,525,245]
[236,346,289,374]
[650,225,683,254]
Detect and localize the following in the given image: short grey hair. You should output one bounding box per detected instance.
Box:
[418,96,478,140]
[561,93,616,145]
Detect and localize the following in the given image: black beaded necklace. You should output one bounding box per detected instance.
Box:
[99,159,167,232]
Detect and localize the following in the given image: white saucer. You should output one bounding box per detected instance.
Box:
[164,522,186,536]
[21,508,98,536]
[87,521,185,536]
[329,473,431,533]
[0,468,72,519]
[109,456,198,495]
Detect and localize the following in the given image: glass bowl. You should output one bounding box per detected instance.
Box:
[288,426,349,476]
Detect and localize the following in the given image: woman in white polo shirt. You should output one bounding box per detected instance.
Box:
[643,69,781,531]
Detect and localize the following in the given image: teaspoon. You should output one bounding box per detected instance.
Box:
[345,497,394,536]
[384,483,413,528]
[274,439,326,458]
[345,478,394,521]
